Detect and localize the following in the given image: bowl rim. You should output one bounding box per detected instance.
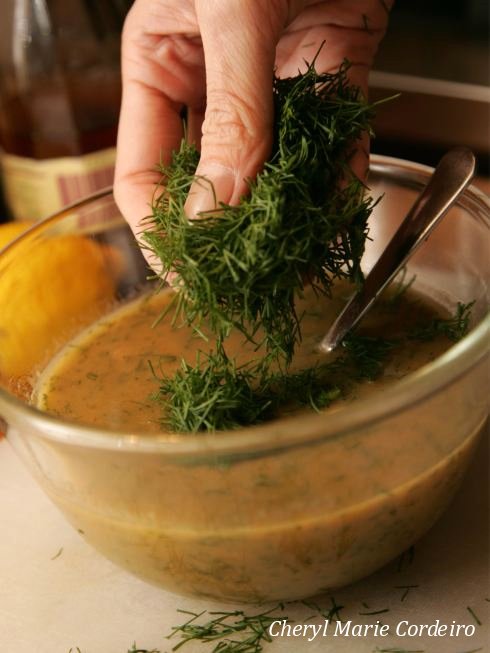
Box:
[1,154,489,456]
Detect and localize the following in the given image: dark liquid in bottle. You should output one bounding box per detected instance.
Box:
[0,69,121,159]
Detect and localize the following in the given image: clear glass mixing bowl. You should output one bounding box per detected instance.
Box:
[0,155,488,603]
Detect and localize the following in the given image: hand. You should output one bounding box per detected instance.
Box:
[114,0,391,239]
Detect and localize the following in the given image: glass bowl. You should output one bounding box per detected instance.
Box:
[0,155,488,603]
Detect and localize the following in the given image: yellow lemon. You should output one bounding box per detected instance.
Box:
[0,231,121,378]
[0,220,35,250]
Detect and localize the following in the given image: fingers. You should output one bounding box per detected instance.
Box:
[275,0,392,183]
[185,0,291,218]
[115,0,389,235]
[114,4,205,237]
[114,81,183,239]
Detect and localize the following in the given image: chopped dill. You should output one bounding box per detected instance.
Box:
[358,607,390,616]
[166,606,286,652]
[466,605,482,626]
[298,595,345,622]
[144,56,380,432]
[341,334,394,380]
[143,52,473,434]
[383,268,416,309]
[145,59,377,364]
[409,301,474,342]
[397,545,416,572]
[372,648,425,653]
[394,584,419,602]
[153,297,473,432]
[377,0,392,14]
[324,596,346,623]
[154,350,271,433]
[362,13,374,34]
[50,546,63,560]
[154,332,392,432]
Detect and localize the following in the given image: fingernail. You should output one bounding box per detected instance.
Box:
[185,162,236,219]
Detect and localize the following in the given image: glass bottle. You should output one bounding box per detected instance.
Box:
[0,0,132,221]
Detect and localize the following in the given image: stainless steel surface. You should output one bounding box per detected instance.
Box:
[319,147,476,353]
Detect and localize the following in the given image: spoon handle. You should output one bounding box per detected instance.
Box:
[319,147,476,353]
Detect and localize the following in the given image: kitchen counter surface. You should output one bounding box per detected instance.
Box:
[0,428,488,653]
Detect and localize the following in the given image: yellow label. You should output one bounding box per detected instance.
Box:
[0,148,116,221]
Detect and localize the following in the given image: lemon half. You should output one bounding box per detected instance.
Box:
[0,226,121,378]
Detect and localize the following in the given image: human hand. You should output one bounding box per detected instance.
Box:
[114,0,391,239]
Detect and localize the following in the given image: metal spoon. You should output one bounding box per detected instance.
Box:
[319,147,476,353]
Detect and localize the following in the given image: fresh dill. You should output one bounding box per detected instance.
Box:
[394,584,419,602]
[144,53,473,433]
[466,605,482,626]
[324,596,345,623]
[383,268,416,309]
[397,545,416,572]
[166,606,286,652]
[377,0,392,14]
[144,57,378,432]
[299,595,345,622]
[340,334,394,380]
[153,297,473,432]
[409,301,474,342]
[154,331,391,432]
[50,546,63,560]
[362,13,374,34]
[154,350,271,433]
[358,607,390,616]
[372,648,424,653]
[145,60,377,360]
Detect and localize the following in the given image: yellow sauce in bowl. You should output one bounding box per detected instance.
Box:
[35,284,452,432]
[25,284,483,601]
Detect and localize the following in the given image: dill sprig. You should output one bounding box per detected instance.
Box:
[154,349,271,433]
[299,595,345,622]
[154,332,391,432]
[144,59,376,364]
[466,605,482,627]
[372,648,425,653]
[394,584,419,602]
[153,295,474,433]
[167,606,286,652]
[340,334,395,380]
[143,58,380,432]
[408,301,474,342]
[382,268,416,309]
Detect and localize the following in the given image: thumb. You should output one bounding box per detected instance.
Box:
[186,0,289,218]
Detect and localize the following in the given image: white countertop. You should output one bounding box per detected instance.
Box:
[0,431,488,653]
